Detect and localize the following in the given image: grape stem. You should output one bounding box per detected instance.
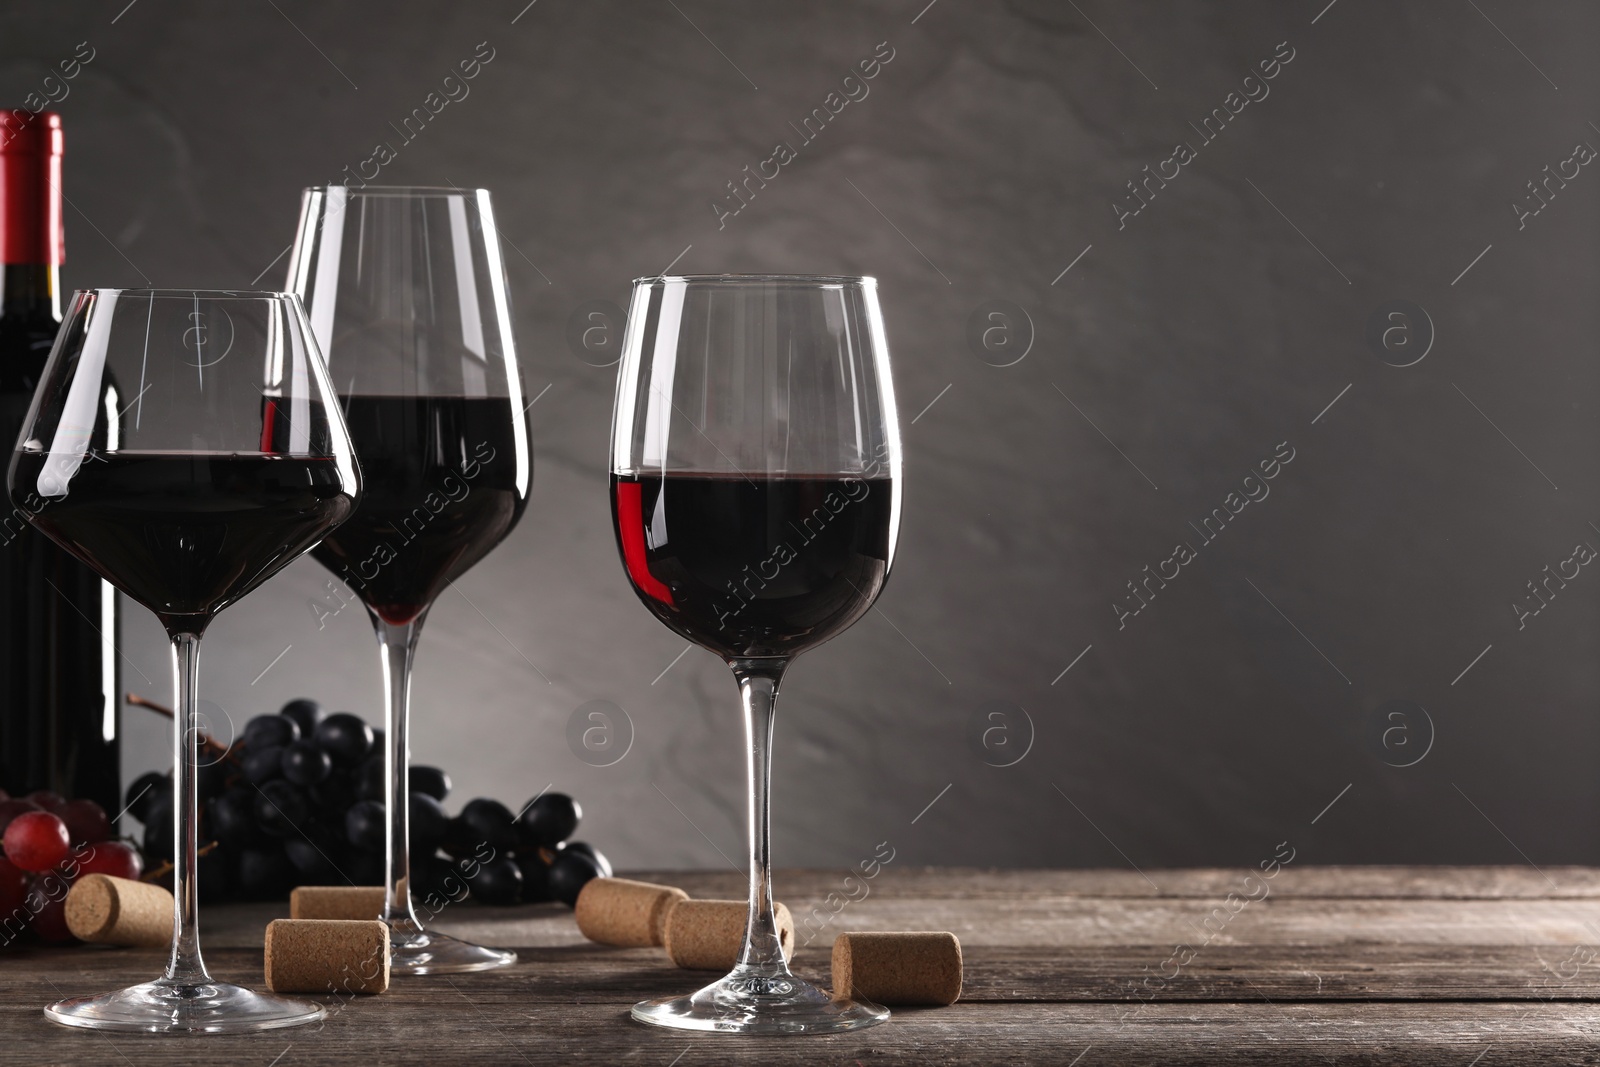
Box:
[125,692,232,759]
[139,840,219,884]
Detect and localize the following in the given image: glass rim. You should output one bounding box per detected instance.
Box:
[70,287,301,300]
[631,273,877,287]
[301,184,489,197]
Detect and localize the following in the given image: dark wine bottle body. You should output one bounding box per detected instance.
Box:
[0,111,120,814]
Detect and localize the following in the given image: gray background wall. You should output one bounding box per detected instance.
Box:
[1,0,1595,872]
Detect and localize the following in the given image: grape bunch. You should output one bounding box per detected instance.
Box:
[128,698,610,908]
[411,791,613,910]
[0,790,143,945]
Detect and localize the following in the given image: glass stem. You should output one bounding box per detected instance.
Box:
[163,632,209,985]
[731,658,790,973]
[377,615,425,930]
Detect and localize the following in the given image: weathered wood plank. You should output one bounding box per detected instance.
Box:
[789,897,1600,949]
[3,973,1600,1067]
[7,868,1600,1065]
[455,891,1600,955]
[953,943,1600,1002]
[181,889,1600,954]
[632,866,1600,901]
[12,939,1600,1006]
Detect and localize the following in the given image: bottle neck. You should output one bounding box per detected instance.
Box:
[0,263,61,322]
[0,108,66,325]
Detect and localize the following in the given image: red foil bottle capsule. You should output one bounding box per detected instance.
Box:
[0,109,64,266]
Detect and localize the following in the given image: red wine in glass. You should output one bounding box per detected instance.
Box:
[16,452,353,634]
[611,472,894,659]
[312,395,527,625]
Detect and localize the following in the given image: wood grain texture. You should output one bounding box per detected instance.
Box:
[5,867,1600,1065]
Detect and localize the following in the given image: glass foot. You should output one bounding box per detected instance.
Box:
[389,923,516,975]
[45,979,326,1033]
[632,967,889,1035]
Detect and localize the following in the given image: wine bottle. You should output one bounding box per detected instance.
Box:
[0,109,120,815]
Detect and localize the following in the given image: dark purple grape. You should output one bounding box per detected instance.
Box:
[409,765,450,802]
[244,714,300,750]
[254,780,309,837]
[315,713,374,766]
[311,772,361,812]
[124,771,167,823]
[281,740,333,787]
[516,792,580,849]
[357,756,385,801]
[461,854,522,905]
[141,794,174,860]
[514,849,553,903]
[547,847,602,907]
[284,835,341,883]
[278,699,323,738]
[197,848,232,903]
[241,744,286,785]
[234,846,291,899]
[457,797,515,853]
[345,800,386,851]
[206,790,260,848]
[560,841,612,878]
[441,817,477,859]
[410,853,459,906]
[195,759,229,803]
[408,792,449,850]
[346,850,383,886]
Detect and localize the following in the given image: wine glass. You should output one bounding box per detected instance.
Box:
[610,275,901,1034]
[11,289,360,1032]
[286,185,529,974]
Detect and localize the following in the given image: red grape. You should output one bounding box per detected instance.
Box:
[0,856,26,916]
[24,790,67,813]
[0,798,42,839]
[0,787,8,801]
[75,841,142,882]
[28,875,75,943]
[56,799,111,844]
[3,811,71,872]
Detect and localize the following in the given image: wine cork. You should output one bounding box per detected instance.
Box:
[574,877,689,948]
[662,899,795,971]
[63,874,174,947]
[831,931,962,1006]
[264,919,390,995]
[290,885,387,921]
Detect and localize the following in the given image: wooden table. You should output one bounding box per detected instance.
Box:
[5,867,1600,1065]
